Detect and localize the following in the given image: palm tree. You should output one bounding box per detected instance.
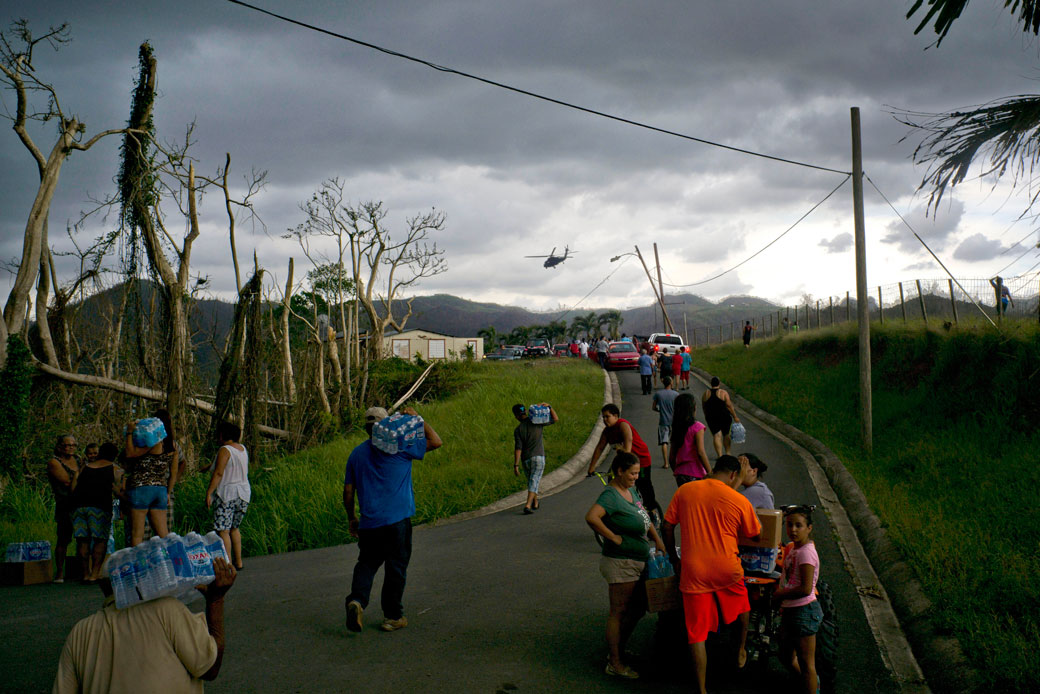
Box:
[507,325,532,345]
[571,311,598,339]
[477,326,500,351]
[599,309,623,340]
[902,1,1040,211]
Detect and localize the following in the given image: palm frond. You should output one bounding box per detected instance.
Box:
[894,94,1040,210]
[909,1,1040,46]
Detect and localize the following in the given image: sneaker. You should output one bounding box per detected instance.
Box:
[380,616,408,632]
[605,663,639,679]
[345,599,363,632]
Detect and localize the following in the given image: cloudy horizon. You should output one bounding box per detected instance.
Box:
[3,0,1040,318]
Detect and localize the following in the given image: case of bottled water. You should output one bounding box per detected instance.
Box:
[5,541,52,563]
[372,413,426,458]
[730,421,747,444]
[106,531,223,609]
[646,549,675,579]
[528,404,551,425]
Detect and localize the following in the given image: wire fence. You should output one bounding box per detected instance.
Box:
[686,271,1040,347]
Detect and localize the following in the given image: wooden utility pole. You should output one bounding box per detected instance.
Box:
[851,107,873,455]
[654,243,665,333]
[634,245,676,334]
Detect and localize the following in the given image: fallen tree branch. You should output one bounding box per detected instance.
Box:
[33,360,294,439]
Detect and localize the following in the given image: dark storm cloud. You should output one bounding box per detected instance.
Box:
[819,232,852,254]
[953,233,1007,262]
[3,0,1037,308]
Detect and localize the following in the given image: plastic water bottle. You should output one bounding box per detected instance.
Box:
[183,532,215,585]
[133,543,156,601]
[150,536,177,596]
[113,546,141,606]
[164,534,194,590]
[204,532,229,565]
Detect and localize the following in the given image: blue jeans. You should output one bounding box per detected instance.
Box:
[348,517,412,620]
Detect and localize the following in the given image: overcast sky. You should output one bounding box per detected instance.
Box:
[3,0,1040,315]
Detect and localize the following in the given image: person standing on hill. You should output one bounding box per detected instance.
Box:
[638,349,654,395]
[652,377,678,469]
[579,339,589,359]
[344,406,443,634]
[588,404,659,523]
[512,402,559,514]
[742,322,755,349]
[702,377,741,457]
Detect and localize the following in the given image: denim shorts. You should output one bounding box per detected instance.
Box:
[128,485,168,511]
[781,598,823,638]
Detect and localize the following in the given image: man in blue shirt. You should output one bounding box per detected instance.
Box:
[638,348,654,395]
[343,406,443,633]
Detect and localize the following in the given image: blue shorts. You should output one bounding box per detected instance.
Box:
[128,485,168,511]
[781,599,823,639]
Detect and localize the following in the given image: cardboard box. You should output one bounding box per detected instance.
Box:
[645,576,682,613]
[742,508,782,549]
[1,559,53,586]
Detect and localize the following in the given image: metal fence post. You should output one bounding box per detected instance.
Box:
[878,286,884,324]
[948,279,958,324]
[899,282,907,322]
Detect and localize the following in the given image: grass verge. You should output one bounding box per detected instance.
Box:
[1,358,603,559]
[693,320,1040,691]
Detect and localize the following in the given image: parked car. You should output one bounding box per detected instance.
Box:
[647,332,685,355]
[604,341,640,370]
[523,338,551,358]
[552,344,569,357]
[485,347,523,361]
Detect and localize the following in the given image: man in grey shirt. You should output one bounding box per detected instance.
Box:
[512,403,558,514]
[652,377,679,469]
[739,453,774,509]
[595,338,609,369]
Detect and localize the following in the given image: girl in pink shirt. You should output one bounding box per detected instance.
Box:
[774,506,821,694]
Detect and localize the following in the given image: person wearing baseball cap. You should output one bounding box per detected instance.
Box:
[343,405,442,634]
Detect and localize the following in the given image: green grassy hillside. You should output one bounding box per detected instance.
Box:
[693,321,1040,690]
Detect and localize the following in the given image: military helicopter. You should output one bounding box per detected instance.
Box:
[525,246,577,269]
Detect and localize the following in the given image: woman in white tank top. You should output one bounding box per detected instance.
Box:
[204,421,250,569]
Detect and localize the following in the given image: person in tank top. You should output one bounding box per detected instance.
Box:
[205,421,251,570]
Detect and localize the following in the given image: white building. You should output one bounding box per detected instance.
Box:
[383,329,483,362]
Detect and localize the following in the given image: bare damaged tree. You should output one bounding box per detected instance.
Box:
[344,201,447,357]
[0,21,142,365]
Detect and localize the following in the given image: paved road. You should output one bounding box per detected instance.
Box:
[1,368,901,693]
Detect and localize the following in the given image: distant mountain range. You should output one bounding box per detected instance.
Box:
[386,292,783,337]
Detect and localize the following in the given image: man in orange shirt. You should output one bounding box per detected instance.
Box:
[662,455,760,694]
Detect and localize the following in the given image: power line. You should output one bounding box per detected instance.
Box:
[553,255,634,323]
[224,0,851,176]
[661,175,851,288]
[865,175,997,328]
